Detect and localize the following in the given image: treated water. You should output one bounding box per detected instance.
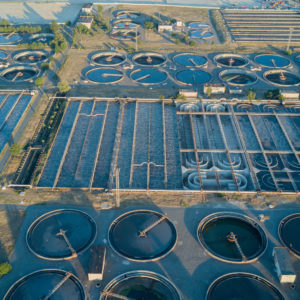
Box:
[174,54,207,67]
[86,68,123,83]
[207,274,285,300]
[131,69,167,84]
[176,69,211,85]
[27,210,96,259]
[134,55,165,66]
[109,211,176,260]
[255,54,290,68]
[200,217,265,261]
[265,71,300,86]
[216,56,247,67]
[221,73,256,85]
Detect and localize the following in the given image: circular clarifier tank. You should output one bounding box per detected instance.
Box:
[206,273,285,300]
[190,30,213,39]
[109,210,177,261]
[26,209,97,260]
[91,52,126,66]
[133,52,166,66]
[215,54,248,67]
[0,50,8,61]
[0,33,22,45]
[264,70,300,86]
[13,50,48,64]
[113,19,139,29]
[279,213,300,258]
[220,69,257,86]
[86,68,124,84]
[115,10,140,19]
[131,68,168,85]
[173,53,207,67]
[110,29,140,40]
[4,269,85,300]
[0,65,39,82]
[175,69,211,85]
[188,22,209,29]
[29,33,54,44]
[100,271,181,300]
[255,54,291,68]
[197,212,267,263]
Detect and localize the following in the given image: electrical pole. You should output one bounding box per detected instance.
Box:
[115,168,120,208]
[135,26,138,52]
[286,27,294,52]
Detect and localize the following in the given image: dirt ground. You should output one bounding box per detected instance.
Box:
[0,188,299,210]
[0,209,25,263]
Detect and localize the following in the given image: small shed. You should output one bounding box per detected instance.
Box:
[179,89,198,98]
[77,16,94,29]
[81,3,94,14]
[204,83,226,95]
[158,24,173,32]
[88,246,106,281]
[280,90,299,100]
[273,247,296,283]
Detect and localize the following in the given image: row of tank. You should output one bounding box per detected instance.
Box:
[0,49,50,82]
[4,209,299,299]
[84,51,300,87]
[110,9,213,41]
[0,33,54,45]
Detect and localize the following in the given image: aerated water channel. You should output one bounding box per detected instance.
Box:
[109,210,177,261]
[198,213,267,263]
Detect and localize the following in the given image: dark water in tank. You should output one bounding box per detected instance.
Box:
[216,56,247,67]
[109,211,176,260]
[93,54,124,65]
[200,217,265,261]
[255,55,290,68]
[265,72,300,86]
[86,68,123,83]
[115,22,138,28]
[176,69,211,85]
[134,55,165,66]
[0,51,8,60]
[132,69,167,84]
[107,276,180,300]
[5,270,85,300]
[0,34,22,44]
[222,73,256,85]
[27,210,96,259]
[3,69,37,81]
[280,214,300,256]
[16,54,47,63]
[174,54,207,67]
[207,274,285,300]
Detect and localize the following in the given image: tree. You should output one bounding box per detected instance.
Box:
[41,62,49,71]
[65,20,71,26]
[35,77,44,87]
[0,262,12,278]
[247,90,256,101]
[189,40,196,46]
[0,19,10,26]
[144,21,154,30]
[206,86,212,98]
[58,81,71,94]
[10,143,21,157]
[50,21,59,33]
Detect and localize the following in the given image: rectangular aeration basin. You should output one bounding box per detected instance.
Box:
[273,247,296,283]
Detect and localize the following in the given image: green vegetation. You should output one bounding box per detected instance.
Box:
[0,19,41,33]
[35,77,44,87]
[49,21,67,54]
[210,10,231,44]
[189,40,196,46]
[17,42,47,49]
[0,262,12,278]
[286,49,293,56]
[58,81,71,94]
[247,90,256,101]
[176,93,186,100]
[206,86,212,98]
[144,21,155,30]
[265,89,285,100]
[9,143,21,157]
[41,62,49,71]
